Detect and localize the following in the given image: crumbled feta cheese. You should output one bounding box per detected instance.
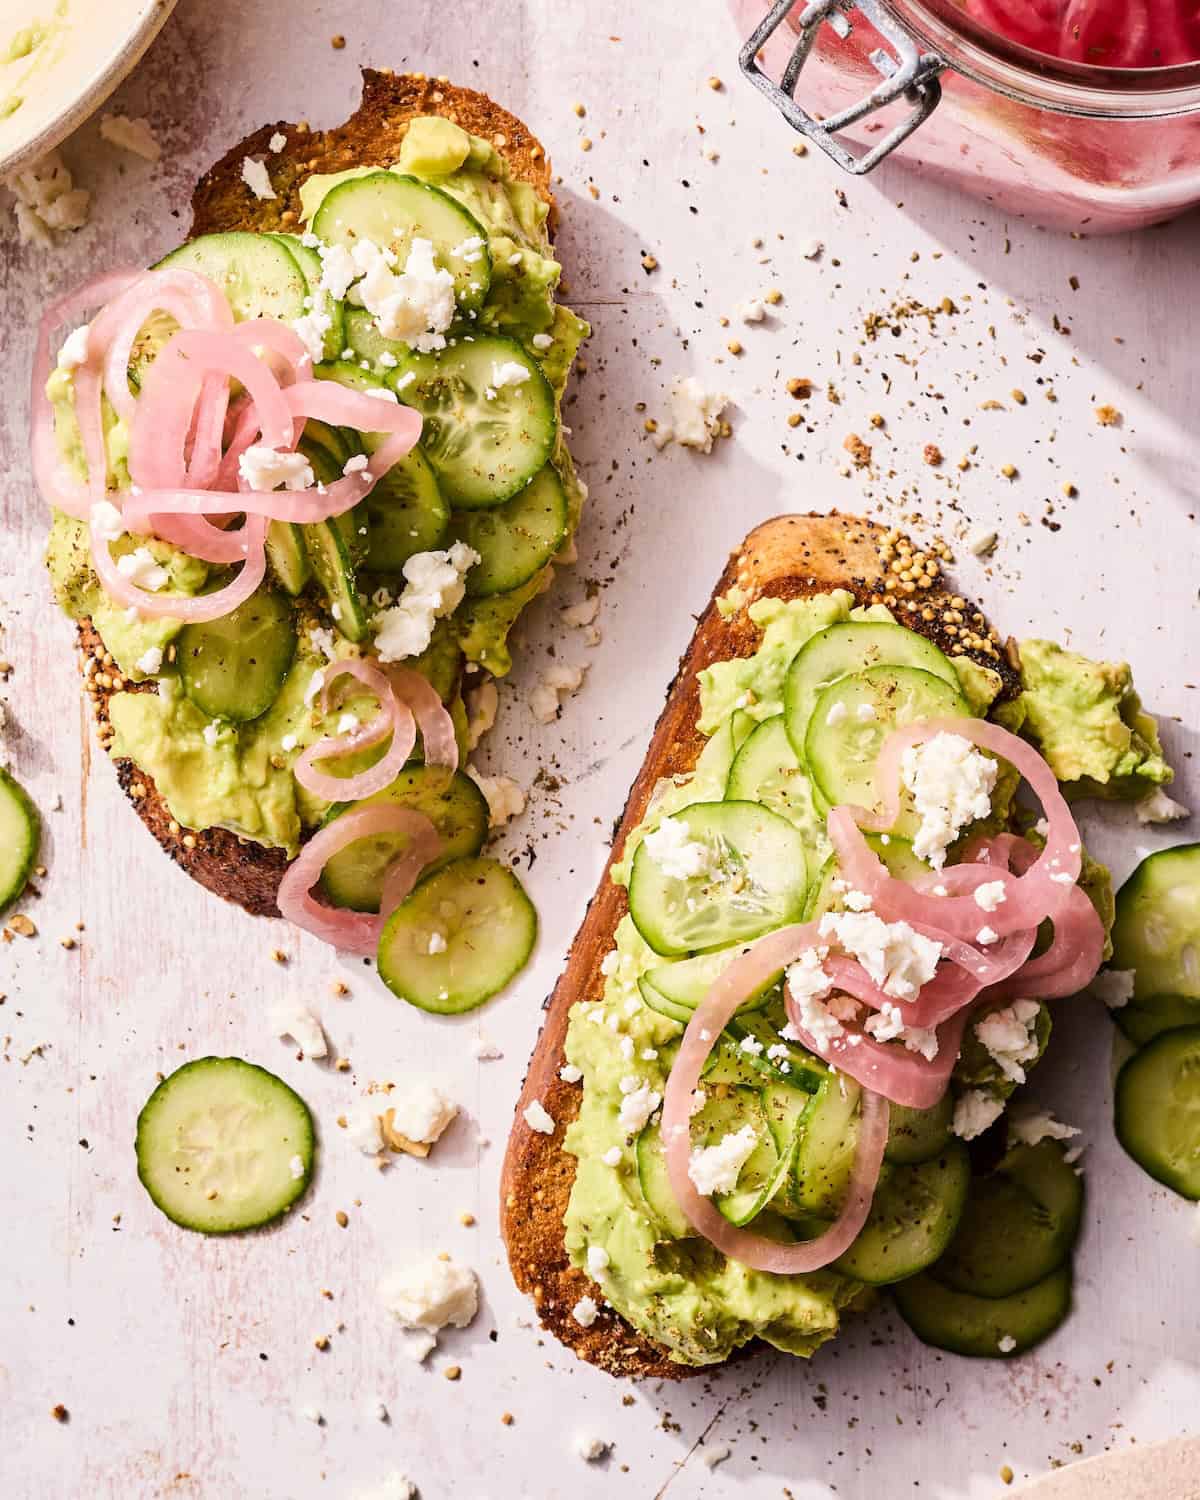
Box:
[819,910,941,1001]
[642,816,713,880]
[704,1444,733,1469]
[342,452,370,477]
[354,1473,416,1500]
[974,880,1007,912]
[464,679,499,750]
[951,1088,1004,1141]
[1007,1108,1080,1149]
[202,721,220,748]
[239,445,314,492]
[574,1432,609,1460]
[523,1100,555,1135]
[289,1154,305,1180]
[300,1405,323,1424]
[379,1256,478,1355]
[373,542,479,661]
[1136,787,1190,824]
[562,595,601,630]
[617,1082,661,1134]
[240,156,276,200]
[57,323,91,370]
[1091,969,1135,1010]
[560,1063,584,1084]
[688,1125,759,1196]
[6,150,90,243]
[280,733,298,753]
[135,646,163,676]
[304,669,325,706]
[975,999,1041,1084]
[269,131,287,153]
[344,1101,385,1156]
[335,712,359,736]
[998,1335,1017,1354]
[90,499,125,543]
[863,1002,939,1059]
[351,236,456,353]
[387,1082,459,1146]
[491,360,530,389]
[289,306,332,365]
[737,299,766,323]
[855,702,877,722]
[530,662,588,723]
[532,332,554,350]
[666,376,729,452]
[99,114,161,162]
[738,1034,765,1056]
[586,1245,610,1276]
[426,931,447,956]
[900,732,998,870]
[843,889,873,912]
[268,999,327,1058]
[472,1036,503,1060]
[825,700,848,728]
[976,926,999,946]
[467,767,526,828]
[116,547,169,592]
[316,241,358,301]
[571,1297,599,1328]
[602,1145,622,1166]
[968,528,998,558]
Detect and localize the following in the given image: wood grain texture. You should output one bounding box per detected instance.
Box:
[500,510,1013,1378]
[75,69,558,920]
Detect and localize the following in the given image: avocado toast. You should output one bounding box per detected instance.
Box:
[36,72,587,978]
[501,512,1173,1377]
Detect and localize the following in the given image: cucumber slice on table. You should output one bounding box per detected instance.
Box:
[377,856,536,1014]
[933,1139,1084,1297]
[1110,844,1200,1001]
[0,768,39,913]
[834,1143,970,1285]
[1115,992,1200,1047]
[805,665,970,836]
[893,1266,1073,1358]
[269,232,345,362]
[311,171,492,315]
[453,463,568,596]
[177,586,297,723]
[320,767,489,912]
[156,232,309,323]
[390,336,557,509]
[627,800,809,957]
[784,621,959,763]
[135,1057,315,1234]
[885,1095,954,1165]
[1115,1025,1200,1198]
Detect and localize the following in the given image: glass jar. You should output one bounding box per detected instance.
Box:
[735,0,1200,231]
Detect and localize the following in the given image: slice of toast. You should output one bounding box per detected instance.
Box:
[71,71,557,918]
[499,511,1016,1379]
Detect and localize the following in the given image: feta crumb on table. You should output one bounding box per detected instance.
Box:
[1090,969,1135,1010]
[574,1432,610,1460]
[530,662,588,723]
[653,376,730,453]
[268,999,327,1058]
[6,150,90,243]
[99,114,162,162]
[379,1255,479,1356]
[467,766,526,828]
[1136,786,1190,824]
[1007,1108,1080,1149]
[951,1088,1004,1141]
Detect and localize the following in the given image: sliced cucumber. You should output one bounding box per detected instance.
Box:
[725,1005,826,1093]
[312,171,492,315]
[1114,1025,1200,1198]
[784,621,958,763]
[692,1087,784,1226]
[893,1266,1072,1358]
[885,1095,954,1165]
[635,1120,691,1238]
[377,856,536,1014]
[700,1037,771,1088]
[320,767,488,912]
[0,768,40,913]
[389,336,557,509]
[1110,844,1200,1001]
[725,714,824,833]
[627,801,809,957]
[805,665,970,836]
[265,520,312,596]
[365,447,450,573]
[156,232,309,323]
[640,945,780,1020]
[1115,991,1200,1047]
[834,1143,970,1285]
[934,1139,1084,1297]
[297,440,368,642]
[793,1073,861,1216]
[270,232,345,362]
[344,306,411,370]
[135,1057,315,1234]
[177,586,297,724]
[805,835,929,924]
[453,463,567,597]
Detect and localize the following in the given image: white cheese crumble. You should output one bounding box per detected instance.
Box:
[586,1245,610,1276]
[968,528,998,557]
[491,360,530,389]
[388,1082,459,1146]
[523,1100,555,1135]
[976,926,999,946]
[373,542,479,661]
[900,732,998,870]
[472,1036,503,1061]
[317,241,358,300]
[344,1101,385,1156]
[57,323,91,370]
[239,445,314,492]
[6,150,90,243]
[653,377,730,452]
[1136,786,1190,824]
[642,816,713,880]
[240,156,276,200]
[951,1088,1005,1141]
[602,1145,623,1167]
[135,646,163,676]
[562,595,601,630]
[202,721,220,748]
[863,1002,939,1060]
[466,767,526,828]
[379,1256,478,1358]
[975,999,1041,1084]
[464,679,499,750]
[99,114,161,162]
[532,331,554,350]
[351,236,456,353]
[560,1063,584,1084]
[116,547,169,592]
[1007,1108,1080,1149]
[280,733,298,753]
[289,307,332,365]
[575,1433,610,1461]
[687,1125,759,1197]
[843,889,873,912]
[571,1297,599,1328]
[354,1474,417,1500]
[818,910,941,1001]
[1090,969,1135,1010]
[268,999,327,1058]
[617,1082,661,1135]
[704,1445,733,1469]
[90,499,125,543]
[998,1335,1017,1354]
[530,662,588,724]
[737,299,766,323]
[288,1154,304,1180]
[269,131,287,153]
[974,880,1007,912]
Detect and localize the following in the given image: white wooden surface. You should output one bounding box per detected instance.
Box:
[2,1,1198,1496]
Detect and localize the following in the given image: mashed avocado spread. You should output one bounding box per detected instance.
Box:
[561,589,1152,1367]
[45,116,588,849]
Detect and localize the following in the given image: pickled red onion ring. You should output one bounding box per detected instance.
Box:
[385,665,459,771]
[90,513,268,622]
[660,923,890,1273]
[293,659,418,803]
[276,805,441,953]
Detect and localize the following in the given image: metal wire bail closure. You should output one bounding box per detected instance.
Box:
[740,0,947,174]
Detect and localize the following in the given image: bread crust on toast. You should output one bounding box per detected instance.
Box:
[499,511,1014,1379]
[72,71,555,917]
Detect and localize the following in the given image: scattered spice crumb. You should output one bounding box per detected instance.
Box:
[923,443,943,467]
[843,433,872,468]
[501,1412,514,1426]
[573,102,586,117]
[314,1335,330,1351]
[335,1210,349,1228]
[1000,1465,1015,1485]
[51,1404,69,1423]
[1095,404,1122,427]
[640,254,658,273]
[330,33,345,48]
[9,914,36,938]
[1001,463,1018,479]
[579,137,592,152]
[707,75,723,90]
[460,1212,476,1227]
[792,141,807,156]
[335,1058,351,1073]
[1011,389,1027,404]
[443,1364,462,1382]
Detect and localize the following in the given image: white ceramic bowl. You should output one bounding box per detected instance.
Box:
[0,0,179,177]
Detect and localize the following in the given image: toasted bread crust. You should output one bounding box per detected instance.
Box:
[500,512,1015,1379]
[74,72,555,918]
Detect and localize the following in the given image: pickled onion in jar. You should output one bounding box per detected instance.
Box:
[964,0,1200,68]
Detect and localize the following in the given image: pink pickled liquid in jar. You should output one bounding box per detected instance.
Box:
[736,0,1200,230]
